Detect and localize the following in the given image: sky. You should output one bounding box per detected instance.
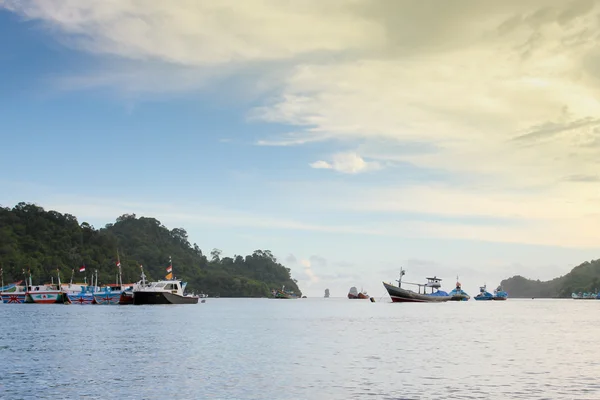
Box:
[1,0,600,298]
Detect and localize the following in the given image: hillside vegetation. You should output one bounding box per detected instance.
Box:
[500,259,600,298]
[0,202,301,297]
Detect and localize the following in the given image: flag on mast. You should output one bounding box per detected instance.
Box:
[165,256,173,279]
[79,265,86,273]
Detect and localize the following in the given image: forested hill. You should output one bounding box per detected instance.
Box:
[0,202,301,297]
[500,259,600,298]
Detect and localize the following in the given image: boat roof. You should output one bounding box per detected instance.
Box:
[426,277,441,281]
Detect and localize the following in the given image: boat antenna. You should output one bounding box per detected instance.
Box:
[57,268,61,290]
[1,265,3,291]
[70,268,74,286]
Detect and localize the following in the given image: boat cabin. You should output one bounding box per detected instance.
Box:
[424,277,442,289]
[138,280,186,296]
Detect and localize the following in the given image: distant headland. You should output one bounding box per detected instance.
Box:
[501,259,600,298]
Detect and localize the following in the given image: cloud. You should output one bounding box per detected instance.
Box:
[310,152,382,174]
[4,1,600,249]
[2,0,383,65]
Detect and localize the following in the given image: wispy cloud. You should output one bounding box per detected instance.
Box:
[309,152,382,174]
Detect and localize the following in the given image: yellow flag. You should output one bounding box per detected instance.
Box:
[165,272,173,280]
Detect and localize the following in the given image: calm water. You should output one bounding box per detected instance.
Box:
[1,298,599,399]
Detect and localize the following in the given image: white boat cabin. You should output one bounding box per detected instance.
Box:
[136,280,186,296]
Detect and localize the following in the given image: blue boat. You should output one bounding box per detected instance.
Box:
[66,285,97,304]
[474,284,494,300]
[493,286,508,301]
[448,279,470,301]
[94,286,122,305]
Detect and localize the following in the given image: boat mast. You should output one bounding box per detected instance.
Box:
[140,265,146,286]
[396,268,405,288]
[117,250,123,287]
[0,265,3,291]
[57,268,61,290]
[70,268,74,286]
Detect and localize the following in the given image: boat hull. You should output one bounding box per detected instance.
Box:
[133,291,199,305]
[93,292,121,305]
[348,292,370,299]
[68,293,96,305]
[1,293,27,304]
[383,282,452,303]
[492,297,507,301]
[119,292,134,305]
[28,291,68,304]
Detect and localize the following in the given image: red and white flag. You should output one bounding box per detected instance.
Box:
[166,265,172,273]
[79,265,86,273]
[116,261,121,268]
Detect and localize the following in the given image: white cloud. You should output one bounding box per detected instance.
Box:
[309,152,381,174]
[1,0,383,65]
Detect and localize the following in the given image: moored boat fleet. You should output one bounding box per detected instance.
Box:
[0,257,204,305]
[571,291,600,299]
[381,268,508,303]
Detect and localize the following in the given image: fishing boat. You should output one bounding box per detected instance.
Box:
[493,285,508,300]
[28,284,69,304]
[0,273,27,303]
[347,286,369,299]
[66,286,97,305]
[382,269,453,303]
[94,255,134,305]
[133,259,199,305]
[571,291,597,299]
[448,279,470,301]
[0,282,27,304]
[271,285,298,299]
[65,269,99,304]
[474,285,494,301]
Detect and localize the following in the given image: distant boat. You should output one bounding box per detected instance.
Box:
[571,291,597,300]
[448,279,470,301]
[493,286,508,301]
[474,285,494,301]
[271,285,298,299]
[382,269,453,303]
[348,286,369,299]
[324,288,330,298]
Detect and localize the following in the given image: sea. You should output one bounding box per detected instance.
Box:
[1,297,599,399]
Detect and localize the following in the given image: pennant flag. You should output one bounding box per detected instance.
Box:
[79,265,86,273]
[166,265,172,273]
[165,272,173,280]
